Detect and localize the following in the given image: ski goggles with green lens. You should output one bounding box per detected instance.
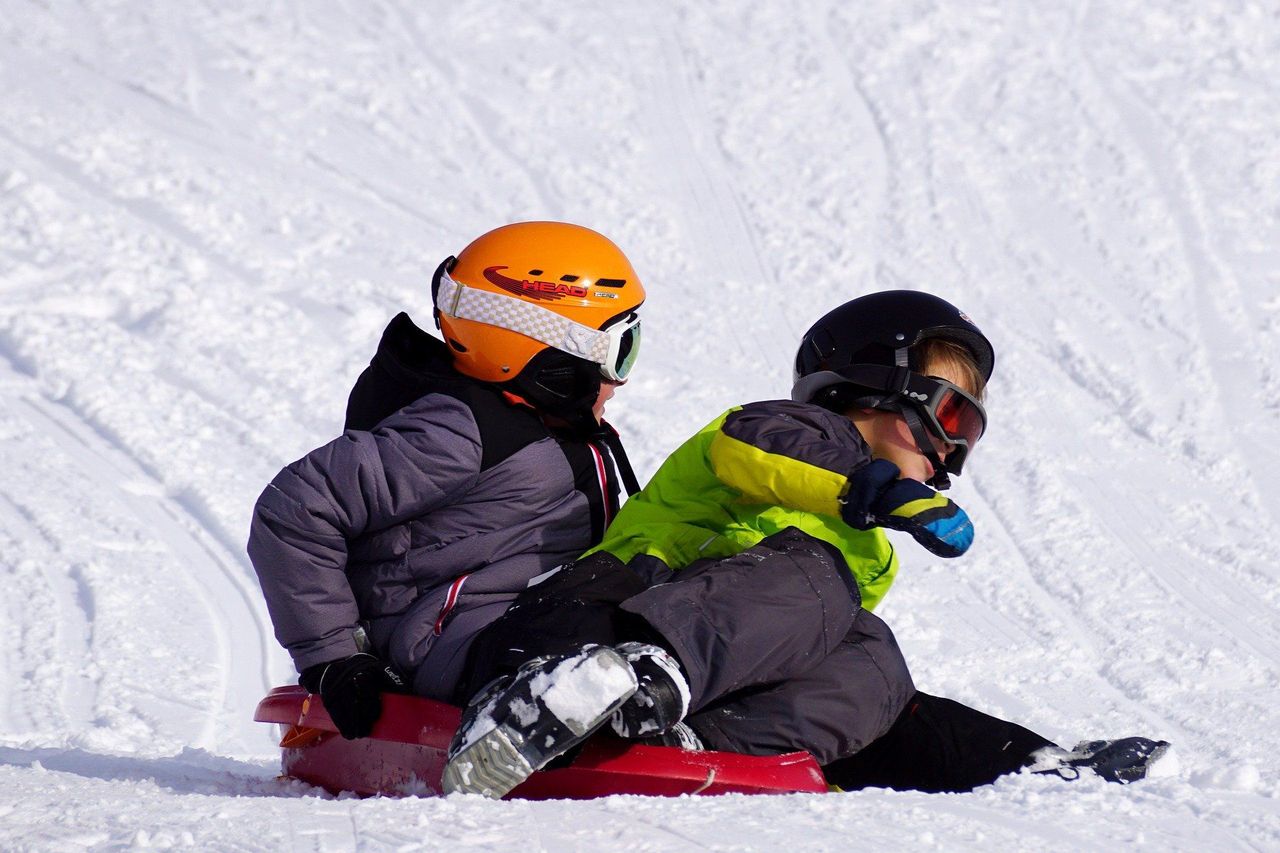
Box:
[435,267,642,382]
[602,312,642,382]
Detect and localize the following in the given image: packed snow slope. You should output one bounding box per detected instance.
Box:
[2,1,1279,849]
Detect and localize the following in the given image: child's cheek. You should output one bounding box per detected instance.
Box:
[890,417,920,453]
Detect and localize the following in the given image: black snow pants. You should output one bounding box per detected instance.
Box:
[459,527,915,765]
[821,691,1056,793]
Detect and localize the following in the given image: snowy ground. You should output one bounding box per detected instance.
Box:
[2,1,1279,849]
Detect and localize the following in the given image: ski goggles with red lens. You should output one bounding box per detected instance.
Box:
[906,373,986,450]
[792,364,986,450]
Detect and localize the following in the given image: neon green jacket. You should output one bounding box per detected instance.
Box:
[590,400,899,610]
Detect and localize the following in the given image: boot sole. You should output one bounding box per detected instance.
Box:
[442,646,637,798]
[441,725,534,798]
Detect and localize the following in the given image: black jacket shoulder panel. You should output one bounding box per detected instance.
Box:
[345,313,447,431]
[458,382,552,470]
[344,313,549,470]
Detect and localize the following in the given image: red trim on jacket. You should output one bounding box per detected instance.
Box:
[588,443,612,531]
[434,574,470,636]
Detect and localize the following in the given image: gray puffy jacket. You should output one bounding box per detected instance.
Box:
[247,314,629,700]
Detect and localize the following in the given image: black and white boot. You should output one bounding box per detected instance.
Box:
[1027,737,1172,784]
[442,645,639,798]
[609,642,692,741]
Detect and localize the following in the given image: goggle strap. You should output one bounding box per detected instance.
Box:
[436,273,613,366]
[430,256,457,331]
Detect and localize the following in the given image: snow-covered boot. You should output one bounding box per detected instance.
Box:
[1027,737,1171,784]
[442,645,638,798]
[609,642,691,740]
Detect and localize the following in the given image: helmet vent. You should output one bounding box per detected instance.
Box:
[529,269,543,275]
[560,274,580,282]
[448,338,467,353]
[595,278,626,288]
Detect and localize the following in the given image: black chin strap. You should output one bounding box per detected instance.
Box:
[890,345,950,491]
[901,405,951,491]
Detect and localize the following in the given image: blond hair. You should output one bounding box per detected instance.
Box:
[915,338,986,401]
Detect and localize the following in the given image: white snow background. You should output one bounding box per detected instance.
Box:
[2,1,1279,850]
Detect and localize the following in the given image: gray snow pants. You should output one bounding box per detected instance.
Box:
[459,527,914,765]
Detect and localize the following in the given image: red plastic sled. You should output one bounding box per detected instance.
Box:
[255,686,828,799]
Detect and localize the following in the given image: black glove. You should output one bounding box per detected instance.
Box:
[299,653,406,740]
[842,459,974,558]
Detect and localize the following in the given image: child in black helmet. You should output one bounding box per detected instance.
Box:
[445,289,1168,797]
[789,292,1168,791]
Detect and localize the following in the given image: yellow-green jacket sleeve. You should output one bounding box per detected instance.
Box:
[708,401,874,517]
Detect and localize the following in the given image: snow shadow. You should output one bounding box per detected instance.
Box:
[0,745,321,798]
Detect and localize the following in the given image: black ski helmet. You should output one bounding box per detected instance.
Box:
[792,290,995,488]
[793,290,993,391]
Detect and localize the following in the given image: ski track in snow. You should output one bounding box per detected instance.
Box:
[2,1,1280,849]
[0,356,276,754]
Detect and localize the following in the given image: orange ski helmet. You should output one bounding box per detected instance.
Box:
[432,221,645,422]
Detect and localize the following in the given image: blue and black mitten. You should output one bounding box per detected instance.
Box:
[842,459,974,558]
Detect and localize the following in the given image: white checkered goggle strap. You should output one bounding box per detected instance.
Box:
[436,271,613,366]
